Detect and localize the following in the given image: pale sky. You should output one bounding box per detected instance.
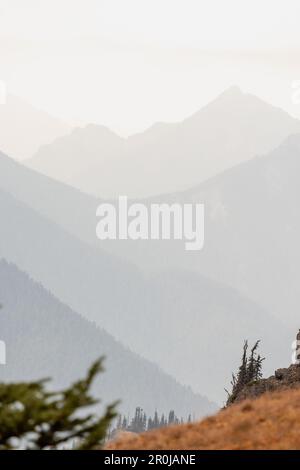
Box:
[1,0,300,134]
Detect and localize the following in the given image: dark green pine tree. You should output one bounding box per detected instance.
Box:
[160,413,166,428]
[168,410,175,426]
[0,358,118,449]
[254,354,264,381]
[246,340,260,383]
[147,416,153,430]
[122,416,128,430]
[129,407,146,433]
[153,410,159,429]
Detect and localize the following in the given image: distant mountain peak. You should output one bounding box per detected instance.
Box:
[26,87,300,198]
[218,85,243,97]
[0,94,71,160]
[69,123,122,142]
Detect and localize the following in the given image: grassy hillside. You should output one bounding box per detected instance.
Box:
[107,387,300,450]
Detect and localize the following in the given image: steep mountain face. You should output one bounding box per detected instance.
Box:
[0,94,71,160]
[0,150,98,248]
[0,260,215,417]
[0,185,291,403]
[26,87,300,198]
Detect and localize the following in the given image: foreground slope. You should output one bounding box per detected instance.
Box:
[107,387,300,450]
[0,260,214,417]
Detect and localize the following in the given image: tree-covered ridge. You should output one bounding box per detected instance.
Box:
[0,259,215,417]
[109,406,192,437]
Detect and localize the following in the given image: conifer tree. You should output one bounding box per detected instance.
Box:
[0,358,118,449]
[110,408,187,435]
[168,410,175,426]
[153,410,159,429]
[226,340,265,406]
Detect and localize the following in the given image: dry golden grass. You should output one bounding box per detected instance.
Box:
[107,388,300,450]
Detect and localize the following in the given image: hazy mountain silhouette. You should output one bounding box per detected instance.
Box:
[0,94,71,160]
[0,150,99,247]
[100,134,300,335]
[27,87,300,197]
[173,133,300,330]
[0,259,215,417]
[0,169,291,402]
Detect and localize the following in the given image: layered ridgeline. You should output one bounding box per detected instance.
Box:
[100,134,300,333]
[0,152,291,403]
[0,260,215,417]
[26,87,300,198]
[0,94,71,160]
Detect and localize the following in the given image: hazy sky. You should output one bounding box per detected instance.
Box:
[1,0,300,134]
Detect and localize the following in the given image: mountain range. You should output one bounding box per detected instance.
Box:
[100,134,300,332]
[0,151,290,403]
[26,87,300,198]
[0,88,298,406]
[0,260,215,417]
[0,94,71,160]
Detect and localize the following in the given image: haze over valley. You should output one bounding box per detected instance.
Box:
[1,0,300,425]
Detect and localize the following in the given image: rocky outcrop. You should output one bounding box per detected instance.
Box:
[231,364,300,404]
